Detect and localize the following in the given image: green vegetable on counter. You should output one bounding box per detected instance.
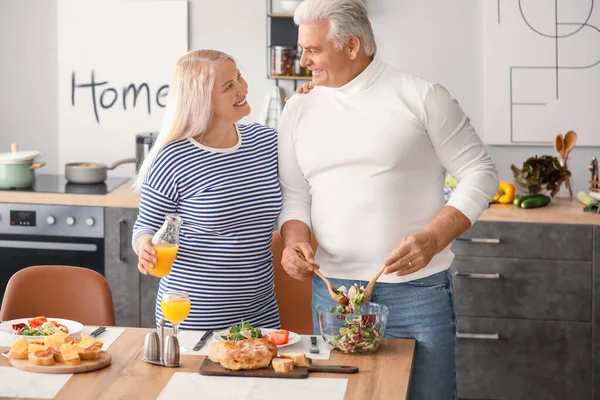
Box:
[519,194,551,209]
[513,194,542,207]
[577,191,595,206]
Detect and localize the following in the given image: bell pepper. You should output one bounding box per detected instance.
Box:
[493,181,515,204]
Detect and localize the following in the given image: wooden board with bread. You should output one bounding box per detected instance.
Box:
[4,331,111,374]
[200,338,358,379]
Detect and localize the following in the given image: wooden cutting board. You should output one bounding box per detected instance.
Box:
[198,358,358,379]
[8,352,111,374]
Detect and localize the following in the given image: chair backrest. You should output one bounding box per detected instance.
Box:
[0,265,116,326]
[271,231,317,334]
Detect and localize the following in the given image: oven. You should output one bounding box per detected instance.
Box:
[0,203,104,302]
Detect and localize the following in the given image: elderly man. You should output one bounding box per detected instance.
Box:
[277,0,499,398]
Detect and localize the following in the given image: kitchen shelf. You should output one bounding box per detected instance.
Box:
[269,75,312,81]
[268,13,293,18]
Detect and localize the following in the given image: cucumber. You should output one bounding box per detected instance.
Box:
[513,194,540,207]
[520,194,551,209]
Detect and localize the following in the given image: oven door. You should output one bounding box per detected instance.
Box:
[0,234,104,302]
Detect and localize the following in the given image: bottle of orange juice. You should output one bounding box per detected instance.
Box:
[149,214,182,278]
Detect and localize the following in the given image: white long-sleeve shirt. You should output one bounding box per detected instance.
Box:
[277,56,499,283]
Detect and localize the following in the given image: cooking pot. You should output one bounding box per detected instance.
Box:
[65,158,136,184]
[0,144,46,189]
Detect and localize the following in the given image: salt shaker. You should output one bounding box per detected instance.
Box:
[163,335,181,367]
[143,331,160,363]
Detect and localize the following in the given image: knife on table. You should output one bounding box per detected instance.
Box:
[193,330,214,351]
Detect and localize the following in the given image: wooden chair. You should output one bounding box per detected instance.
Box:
[0,265,116,326]
[271,231,317,334]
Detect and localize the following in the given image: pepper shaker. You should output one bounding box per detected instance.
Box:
[143,331,160,363]
[163,335,181,367]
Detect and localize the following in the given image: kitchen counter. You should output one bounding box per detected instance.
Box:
[0,179,140,208]
[1,183,599,225]
[479,197,600,225]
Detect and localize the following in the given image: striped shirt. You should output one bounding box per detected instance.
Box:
[132,123,282,330]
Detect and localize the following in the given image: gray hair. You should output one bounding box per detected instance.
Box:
[294,0,377,56]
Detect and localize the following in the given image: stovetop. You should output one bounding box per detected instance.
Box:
[0,174,130,195]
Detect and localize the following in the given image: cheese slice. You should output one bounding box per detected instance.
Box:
[45,331,67,347]
[81,333,104,348]
[28,343,46,353]
[60,343,80,361]
[77,337,96,350]
[10,337,27,354]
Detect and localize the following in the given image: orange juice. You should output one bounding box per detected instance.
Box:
[161,297,191,325]
[149,244,178,278]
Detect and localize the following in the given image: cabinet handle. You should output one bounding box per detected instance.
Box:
[454,272,501,280]
[456,237,500,244]
[456,332,500,340]
[118,219,126,263]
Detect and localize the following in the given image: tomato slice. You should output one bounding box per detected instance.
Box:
[27,316,47,328]
[266,330,289,346]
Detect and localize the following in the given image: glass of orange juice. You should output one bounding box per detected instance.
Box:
[149,244,179,278]
[161,290,191,351]
[150,214,182,278]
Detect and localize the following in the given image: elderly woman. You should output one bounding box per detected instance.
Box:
[132,50,283,331]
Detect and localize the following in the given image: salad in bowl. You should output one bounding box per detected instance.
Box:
[318,284,388,354]
[0,316,83,339]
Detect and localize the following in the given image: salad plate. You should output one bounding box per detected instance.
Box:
[0,317,84,339]
[214,322,301,348]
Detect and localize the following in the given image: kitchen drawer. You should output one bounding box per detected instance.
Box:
[457,316,591,400]
[450,221,592,261]
[451,256,592,321]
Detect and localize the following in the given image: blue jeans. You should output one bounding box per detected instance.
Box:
[312,270,457,400]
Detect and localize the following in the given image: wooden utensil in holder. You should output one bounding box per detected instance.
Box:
[590,157,599,192]
[555,131,578,197]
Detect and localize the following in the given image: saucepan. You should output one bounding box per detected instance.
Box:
[0,144,46,189]
[65,158,136,184]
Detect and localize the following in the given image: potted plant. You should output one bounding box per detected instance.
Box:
[510,155,570,198]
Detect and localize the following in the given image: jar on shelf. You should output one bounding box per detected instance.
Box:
[292,46,311,77]
[272,46,294,76]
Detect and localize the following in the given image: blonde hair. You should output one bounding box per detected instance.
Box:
[133,49,235,191]
[294,0,376,56]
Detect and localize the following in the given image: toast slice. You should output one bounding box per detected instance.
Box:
[7,337,28,360]
[28,348,56,366]
[78,345,101,360]
[59,343,81,365]
[279,352,310,367]
[272,358,294,373]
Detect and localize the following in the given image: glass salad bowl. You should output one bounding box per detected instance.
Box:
[316,301,389,354]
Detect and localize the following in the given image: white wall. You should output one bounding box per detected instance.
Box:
[1,0,598,193]
[0,0,58,174]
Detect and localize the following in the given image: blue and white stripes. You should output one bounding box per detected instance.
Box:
[133,123,282,330]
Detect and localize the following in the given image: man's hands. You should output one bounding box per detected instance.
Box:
[383,230,438,276]
[281,241,317,280]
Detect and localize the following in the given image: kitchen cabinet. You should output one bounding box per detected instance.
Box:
[140,273,160,328]
[104,207,161,328]
[451,221,594,400]
[104,207,141,327]
[594,226,600,400]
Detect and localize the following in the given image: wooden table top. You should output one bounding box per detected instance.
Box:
[0,328,416,400]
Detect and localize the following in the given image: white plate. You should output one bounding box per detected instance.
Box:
[0,318,84,339]
[214,328,301,348]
